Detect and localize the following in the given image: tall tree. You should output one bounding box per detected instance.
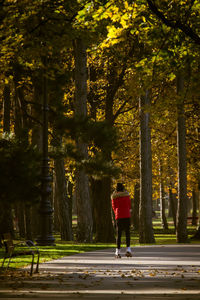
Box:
[139,90,155,243]
[132,182,140,231]
[176,73,188,242]
[54,153,73,241]
[159,160,168,230]
[0,83,14,237]
[74,38,93,242]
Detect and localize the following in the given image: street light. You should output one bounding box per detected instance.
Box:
[37,58,55,246]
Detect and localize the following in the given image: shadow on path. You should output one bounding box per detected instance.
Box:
[0,245,200,299]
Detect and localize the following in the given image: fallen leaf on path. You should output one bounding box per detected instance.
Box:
[149,273,156,277]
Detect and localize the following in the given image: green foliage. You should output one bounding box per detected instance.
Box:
[52,116,120,178]
[77,154,120,179]
[0,134,41,205]
[57,116,118,151]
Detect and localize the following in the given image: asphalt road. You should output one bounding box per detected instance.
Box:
[0,244,200,299]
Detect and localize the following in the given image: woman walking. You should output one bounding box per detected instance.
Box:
[111,183,132,258]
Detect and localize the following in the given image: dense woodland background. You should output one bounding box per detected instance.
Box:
[0,0,200,244]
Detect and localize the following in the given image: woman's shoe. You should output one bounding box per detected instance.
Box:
[115,248,121,258]
[126,247,132,257]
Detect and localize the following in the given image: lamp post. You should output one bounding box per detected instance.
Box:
[37,58,55,246]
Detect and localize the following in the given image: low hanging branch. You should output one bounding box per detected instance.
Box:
[146,0,200,45]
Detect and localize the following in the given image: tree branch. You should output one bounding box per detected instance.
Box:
[146,0,200,45]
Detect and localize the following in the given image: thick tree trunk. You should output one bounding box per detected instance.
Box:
[159,160,168,230]
[0,202,14,237]
[0,84,14,237]
[31,75,43,239]
[14,70,37,240]
[192,189,198,226]
[74,38,93,242]
[75,168,93,242]
[91,178,115,242]
[191,178,200,239]
[3,84,11,133]
[88,58,124,243]
[176,73,188,242]
[54,156,73,240]
[15,203,26,238]
[132,182,140,231]
[168,188,177,229]
[67,180,73,232]
[139,90,155,243]
[25,205,32,240]
[31,75,43,150]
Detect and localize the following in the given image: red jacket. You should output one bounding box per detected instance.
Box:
[111,191,131,220]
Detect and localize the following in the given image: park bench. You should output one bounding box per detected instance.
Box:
[1,233,40,275]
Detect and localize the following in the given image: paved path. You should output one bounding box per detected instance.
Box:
[0,244,200,299]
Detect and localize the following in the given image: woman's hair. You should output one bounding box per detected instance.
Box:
[116,183,124,192]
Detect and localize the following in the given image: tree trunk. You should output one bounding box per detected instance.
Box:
[25,205,32,240]
[176,73,188,242]
[192,189,197,226]
[31,74,43,239]
[74,38,93,242]
[0,84,14,237]
[16,203,26,238]
[159,160,168,230]
[3,84,11,133]
[67,180,73,232]
[0,202,14,237]
[91,178,115,242]
[191,178,200,239]
[168,188,177,229]
[31,74,43,150]
[132,182,140,231]
[139,90,155,243]
[13,66,29,142]
[54,156,73,240]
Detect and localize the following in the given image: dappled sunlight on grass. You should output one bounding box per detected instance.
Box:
[0,241,115,269]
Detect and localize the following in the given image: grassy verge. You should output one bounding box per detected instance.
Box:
[0,240,115,270]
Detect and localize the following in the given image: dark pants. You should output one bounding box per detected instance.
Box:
[116,218,130,249]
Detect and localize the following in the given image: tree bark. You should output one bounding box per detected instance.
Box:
[3,84,11,133]
[139,90,155,243]
[132,182,140,231]
[91,178,115,242]
[168,188,177,229]
[15,203,26,238]
[54,156,73,240]
[0,83,13,237]
[192,189,197,226]
[176,73,188,242]
[31,74,43,239]
[191,178,200,239]
[25,205,32,240]
[31,74,43,150]
[159,160,168,230]
[74,38,93,242]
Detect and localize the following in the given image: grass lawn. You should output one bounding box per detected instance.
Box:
[0,219,199,271]
[0,239,115,270]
